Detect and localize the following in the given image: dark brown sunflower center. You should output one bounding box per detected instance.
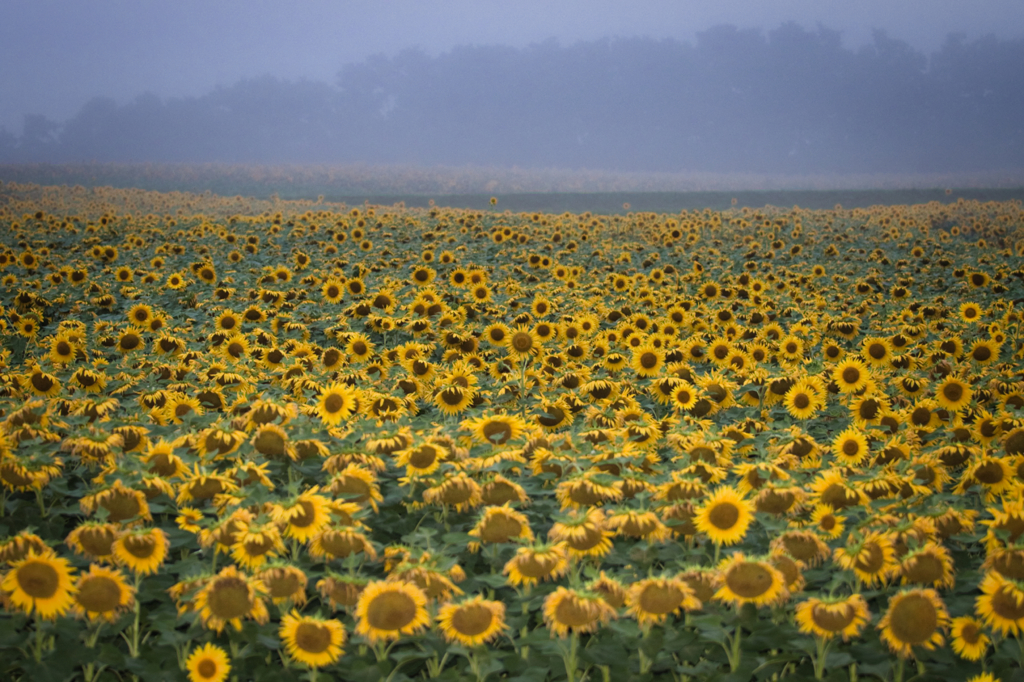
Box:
[198,660,218,678]
[793,393,811,409]
[725,563,773,599]
[992,585,1024,620]
[295,622,333,653]
[510,332,534,352]
[888,594,938,645]
[479,513,522,543]
[943,383,964,402]
[76,576,122,612]
[16,560,60,599]
[123,535,157,559]
[451,603,495,635]
[842,440,860,457]
[841,367,861,384]
[482,421,513,444]
[366,591,417,630]
[812,603,855,632]
[707,502,740,530]
[206,577,252,620]
[323,393,346,414]
[639,583,685,615]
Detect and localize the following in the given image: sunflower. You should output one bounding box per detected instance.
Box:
[832,358,871,393]
[631,344,664,378]
[258,565,308,605]
[506,325,541,358]
[318,575,368,610]
[193,565,270,633]
[316,382,358,426]
[861,336,893,368]
[230,523,285,570]
[328,464,384,510]
[71,564,135,621]
[976,571,1024,636]
[935,375,972,412]
[438,595,507,646]
[831,428,869,467]
[605,509,672,542]
[395,443,445,478]
[543,587,617,638]
[271,488,333,542]
[794,594,871,640]
[503,544,570,587]
[950,616,990,661]
[434,386,474,416]
[48,334,78,365]
[354,580,431,644]
[1,549,77,619]
[626,576,701,627]
[66,522,120,562]
[309,527,376,562]
[422,473,483,512]
[834,531,897,587]
[468,505,533,550]
[784,379,823,420]
[669,382,699,411]
[968,339,1000,366]
[548,508,614,559]
[714,553,788,608]
[279,610,346,669]
[464,412,527,446]
[878,588,949,657]
[112,527,169,575]
[185,642,231,682]
[810,504,845,539]
[694,486,754,546]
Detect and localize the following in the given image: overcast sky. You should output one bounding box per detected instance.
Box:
[2,0,1023,134]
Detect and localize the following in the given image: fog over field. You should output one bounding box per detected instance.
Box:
[1,1,1023,184]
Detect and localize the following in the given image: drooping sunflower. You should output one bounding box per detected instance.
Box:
[548,507,614,559]
[626,576,701,627]
[503,543,570,588]
[112,527,169,575]
[279,610,346,669]
[354,580,431,644]
[258,565,309,605]
[543,586,617,637]
[878,588,949,658]
[713,553,788,608]
[437,595,507,646]
[794,594,871,641]
[71,564,135,622]
[693,486,754,546]
[1,549,77,619]
[185,642,231,682]
[468,505,533,550]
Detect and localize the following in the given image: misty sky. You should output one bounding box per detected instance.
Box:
[2,0,1023,135]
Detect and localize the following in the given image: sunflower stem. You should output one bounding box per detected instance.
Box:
[33,612,44,663]
[812,636,831,680]
[893,657,905,682]
[34,487,47,517]
[560,632,580,682]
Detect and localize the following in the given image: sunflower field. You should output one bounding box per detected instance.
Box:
[1,180,1024,682]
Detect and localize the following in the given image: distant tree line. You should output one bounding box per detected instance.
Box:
[2,23,1023,174]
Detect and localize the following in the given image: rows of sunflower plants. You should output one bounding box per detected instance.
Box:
[0,180,1024,682]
